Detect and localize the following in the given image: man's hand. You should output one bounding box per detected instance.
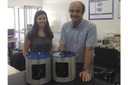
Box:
[79,71,91,82]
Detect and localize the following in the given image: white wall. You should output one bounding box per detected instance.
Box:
[90,0,120,39]
[8,0,43,7]
[42,0,120,39]
[8,0,120,40]
[8,0,43,49]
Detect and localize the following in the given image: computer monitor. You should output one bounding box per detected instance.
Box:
[8,29,15,38]
[102,39,110,45]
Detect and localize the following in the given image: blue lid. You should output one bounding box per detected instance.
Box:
[27,52,51,60]
[52,51,75,58]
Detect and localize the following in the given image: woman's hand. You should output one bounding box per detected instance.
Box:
[23,51,29,57]
[79,71,91,82]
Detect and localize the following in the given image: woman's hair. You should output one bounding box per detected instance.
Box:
[31,10,53,37]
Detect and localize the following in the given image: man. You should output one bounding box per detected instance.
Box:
[59,1,97,82]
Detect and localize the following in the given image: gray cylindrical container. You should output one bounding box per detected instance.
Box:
[52,51,76,83]
[26,52,51,85]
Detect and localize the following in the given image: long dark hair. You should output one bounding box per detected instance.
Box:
[31,10,52,37]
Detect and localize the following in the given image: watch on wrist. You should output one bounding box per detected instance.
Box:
[82,68,90,73]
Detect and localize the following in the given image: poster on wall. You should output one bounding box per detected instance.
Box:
[89,0,114,20]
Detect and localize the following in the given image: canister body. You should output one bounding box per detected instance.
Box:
[26,53,51,85]
[52,52,76,83]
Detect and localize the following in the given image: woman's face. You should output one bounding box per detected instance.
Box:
[37,14,47,28]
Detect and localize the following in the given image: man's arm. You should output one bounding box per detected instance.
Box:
[79,47,93,82]
[83,24,97,69]
[83,47,93,69]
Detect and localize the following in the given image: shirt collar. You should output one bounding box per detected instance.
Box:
[71,19,85,30]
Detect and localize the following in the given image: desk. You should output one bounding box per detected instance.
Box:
[8,38,17,43]
[8,71,113,85]
[8,65,20,75]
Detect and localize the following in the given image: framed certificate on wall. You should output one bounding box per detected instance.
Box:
[89,0,114,20]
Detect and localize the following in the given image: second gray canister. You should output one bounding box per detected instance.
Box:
[52,51,76,83]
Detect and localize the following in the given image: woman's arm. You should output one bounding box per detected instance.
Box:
[23,39,31,57]
[49,40,54,54]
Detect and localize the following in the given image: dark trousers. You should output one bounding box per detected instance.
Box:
[74,63,94,85]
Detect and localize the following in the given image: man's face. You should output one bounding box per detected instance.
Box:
[69,2,83,25]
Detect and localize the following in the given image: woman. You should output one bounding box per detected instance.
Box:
[23,10,54,57]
